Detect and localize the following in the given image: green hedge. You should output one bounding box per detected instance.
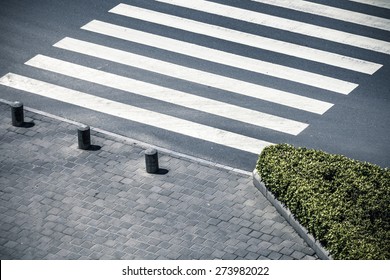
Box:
[256,144,390,260]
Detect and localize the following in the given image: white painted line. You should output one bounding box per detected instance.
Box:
[109,4,382,75]
[13,104,252,176]
[81,20,358,94]
[0,73,273,154]
[26,54,308,135]
[348,0,390,9]
[155,0,390,55]
[0,98,14,106]
[54,37,333,114]
[251,0,390,31]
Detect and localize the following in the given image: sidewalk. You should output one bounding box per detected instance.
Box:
[0,102,317,260]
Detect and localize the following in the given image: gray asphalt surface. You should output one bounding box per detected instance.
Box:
[0,0,389,171]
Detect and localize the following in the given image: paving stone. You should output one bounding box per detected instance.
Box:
[302,255,317,260]
[222,252,237,260]
[280,255,294,260]
[279,247,294,257]
[238,227,253,235]
[292,243,316,255]
[234,248,250,258]
[0,104,317,260]
[291,250,307,260]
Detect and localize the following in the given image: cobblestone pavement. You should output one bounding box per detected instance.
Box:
[0,103,317,260]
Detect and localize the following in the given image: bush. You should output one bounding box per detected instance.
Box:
[256,144,390,259]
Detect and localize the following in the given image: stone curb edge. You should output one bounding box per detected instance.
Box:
[0,98,251,177]
[252,169,332,260]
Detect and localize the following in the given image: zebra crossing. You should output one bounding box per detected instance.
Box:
[80,19,359,94]
[108,3,382,74]
[154,0,390,54]
[0,0,388,158]
[52,37,332,114]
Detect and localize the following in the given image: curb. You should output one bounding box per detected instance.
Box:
[252,169,332,260]
[0,98,252,177]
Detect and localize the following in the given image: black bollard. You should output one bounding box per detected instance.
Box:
[145,148,159,174]
[11,101,24,127]
[78,125,91,150]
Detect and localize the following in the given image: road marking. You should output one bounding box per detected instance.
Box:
[0,73,274,154]
[54,37,333,114]
[155,0,390,55]
[82,20,359,94]
[348,0,390,9]
[250,0,390,31]
[26,54,309,135]
[109,4,382,75]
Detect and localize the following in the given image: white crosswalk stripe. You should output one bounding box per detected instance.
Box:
[156,0,390,54]
[54,37,333,114]
[250,0,390,31]
[109,3,382,74]
[25,54,308,135]
[348,0,390,9]
[82,20,358,94]
[0,1,387,155]
[0,73,273,154]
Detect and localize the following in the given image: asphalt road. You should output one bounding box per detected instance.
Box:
[0,0,389,171]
